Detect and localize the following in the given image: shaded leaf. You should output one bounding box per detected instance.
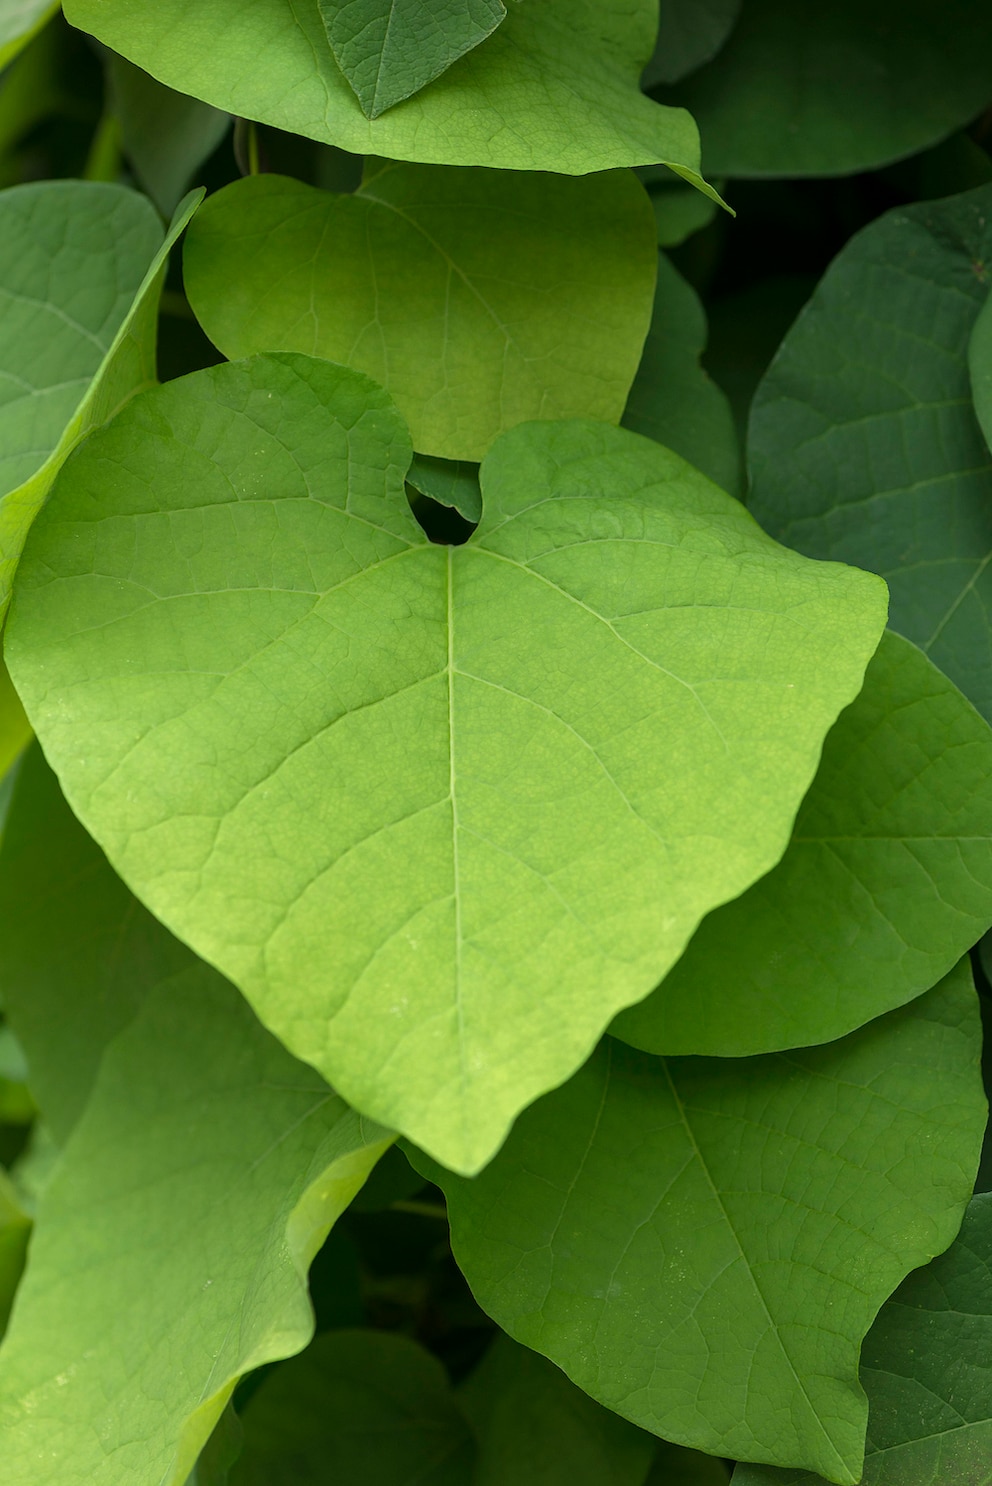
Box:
[614,632,992,1056]
[0,181,201,620]
[7,356,886,1172]
[0,659,29,781]
[415,966,985,1481]
[748,186,992,722]
[662,0,992,177]
[319,0,506,119]
[0,0,57,71]
[732,1192,992,1485]
[646,1444,730,1484]
[107,52,229,216]
[407,454,482,525]
[183,164,657,461]
[62,0,719,188]
[970,287,992,455]
[643,0,741,87]
[0,1168,29,1336]
[0,969,392,1486]
[622,251,740,494]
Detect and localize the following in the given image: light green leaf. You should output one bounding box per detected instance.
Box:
[614,631,992,1056]
[6,356,887,1174]
[0,0,57,71]
[732,1191,992,1485]
[748,185,992,722]
[231,1329,474,1485]
[107,53,230,217]
[459,1332,656,1486]
[407,453,482,525]
[622,251,740,494]
[416,965,985,1482]
[183,165,657,462]
[970,287,992,455]
[0,968,392,1486]
[0,181,202,621]
[319,0,506,119]
[661,0,992,177]
[0,745,195,1141]
[63,0,718,187]
[643,0,741,87]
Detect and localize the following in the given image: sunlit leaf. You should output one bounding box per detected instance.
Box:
[415,965,985,1481]
[614,632,992,1055]
[183,164,657,461]
[5,355,886,1173]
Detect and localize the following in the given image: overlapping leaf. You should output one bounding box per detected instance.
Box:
[614,632,992,1056]
[6,354,886,1172]
[622,251,740,494]
[660,0,992,177]
[107,53,229,216]
[0,0,57,71]
[0,181,201,619]
[63,0,716,186]
[319,0,506,119]
[970,288,992,455]
[415,966,986,1482]
[733,1192,992,1485]
[749,185,992,721]
[0,660,29,782]
[642,0,741,87]
[184,164,657,462]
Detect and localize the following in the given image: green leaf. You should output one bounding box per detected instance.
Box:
[0,746,195,1141]
[613,631,992,1056]
[643,172,721,249]
[0,182,202,622]
[748,185,992,723]
[0,1167,29,1336]
[6,358,887,1171]
[660,0,992,177]
[62,0,718,187]
[231,1329,474,1485]
[0,0,57,71]
[643,0,741,87]
[459,1333,657,1486]
[407,454,482,525]
[0,659,29,781]
[107,53,230,217]
[731,1191,992,1485]
[415,965,986,1482]
[319,0,506,119]
[622,251,740,495]
[183,165,658,462]
[0,969,392,1486]
[970,287,992,456]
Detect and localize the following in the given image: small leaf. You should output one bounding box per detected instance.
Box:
[407,454,482,525]
[0,0,57,71]
[62,0,719,189]
[622,251,740,494]
[320,0,506,119]
[732,1191,992,1485]
[970,287,992,455]
[414,965,986,1481]
[0,970,392,1486]
[6,357,886,1172]
[183,165,658,461]
[0,181,201,620]
[642,0,741,87]
[614,632,992,1056]
[749,184,992,722]
[106,52,230,216]
[660,0,992,177]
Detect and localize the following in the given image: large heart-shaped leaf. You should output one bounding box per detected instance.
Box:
[5,353,886,1173]
[0,181,201,620]
[414,965,986,1482]
[319,0,506,119]
[970,288,992,455]
[659,0,992,177]
[63,0,717,188]
[183,164,657,462]
[622,250,740,495]
[614,631,992,1056]
[732,1192,992,1485]
[0,0,57,70]
[748,185,992,722]
[0,966,391,1486]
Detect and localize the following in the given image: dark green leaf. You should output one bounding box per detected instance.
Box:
[416,966,985,1481]
[107,53,229,216]
[748,185,992,721]
[643,0,741,87]
[0,0,57,70]
[407,454,482,525]
[970,288,992,456]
